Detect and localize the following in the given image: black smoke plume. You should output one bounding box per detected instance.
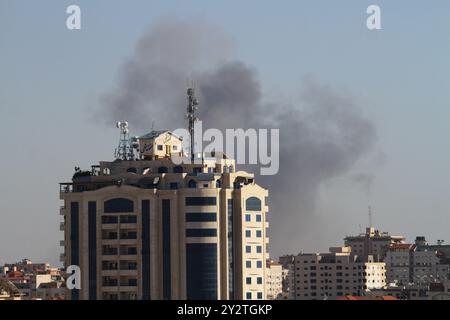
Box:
[98,16,377,256]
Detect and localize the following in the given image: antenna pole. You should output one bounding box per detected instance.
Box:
[186,86,199,162]
[368,206,373,228]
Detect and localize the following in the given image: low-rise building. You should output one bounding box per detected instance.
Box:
[289,247,386,300]
[265,260,282,300]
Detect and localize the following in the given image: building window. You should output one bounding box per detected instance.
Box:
[216,180,222,188]
[185,197,216,206]
[246,261,251,268]
[127,167,137,173]
[256,230,262,238]
[186,229,217,237]
[158,166,168,173]
[157,145,163,151]
[256,214,262,222]
[104,198,134,213]
[170,182,178,190]
[256,261,262,268]
[186,212,216,222]
[162,199,171,300]
[246,277,252,285]
[186,243,217,300]
[246,246,251,253]
[228,199,235,299]
[246,292,252,299]
[257,277,262,284]
[246,197,261,211]
[245,214,251,222]
[257,292,263,299]
[246,230,251,238]
[256,246,262,253]
[173,166,183,173]
[188,180,197,189]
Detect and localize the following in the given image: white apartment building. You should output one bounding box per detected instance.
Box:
[384,243,450,286]
[265,260,282,299]
[289,247,386,300]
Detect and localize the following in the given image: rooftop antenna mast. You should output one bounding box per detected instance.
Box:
[186,84,199,162]
[115,121,135,160]
[368,206,373,228]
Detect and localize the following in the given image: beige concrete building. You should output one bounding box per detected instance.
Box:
[265,260,282,299]
[289,247,386,300]
[344,227,405,261]
[60,129,269,300]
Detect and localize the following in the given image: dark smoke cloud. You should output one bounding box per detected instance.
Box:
[98,17,378,256]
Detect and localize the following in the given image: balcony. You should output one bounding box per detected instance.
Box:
[60,206,66,216]
[60,240,65,246]
[59,222,65,231]
[103,280,118,287]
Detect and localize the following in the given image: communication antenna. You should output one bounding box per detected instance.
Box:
[186,84,199,161]
[115,121,135,160]
[368,206,373,228]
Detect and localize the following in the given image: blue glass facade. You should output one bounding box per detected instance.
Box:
[186,243,218,300]
[228,199,234,299]
[88,201,97,300]
[70,202,79,300]
[162,199,171,300]
[142,200,151,299]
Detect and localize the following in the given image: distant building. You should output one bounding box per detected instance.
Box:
[289,247,386,300]
[0,260,64,300]
[265,260,283,299]
[384,240,450,286]
[344,227,405,261]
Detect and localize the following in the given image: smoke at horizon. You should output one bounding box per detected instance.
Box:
[97,16,378,256]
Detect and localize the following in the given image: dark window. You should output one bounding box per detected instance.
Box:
[246,197,261,211]
[170,182,178,190]
[185,197,216,206]
[186,212,216,222]
[188,180,197,189]
[127,167,137,173]
[173,166,184,173]
[158,166,168,173]
[104,198,134,213]
[88,202,97,300]
[227,199,234,299]
[157,145,163,151]
[216,180,222,188]
[70,202,79,300]
[186,244,217,300]
[193,167,202,174]
[120,215,137,223]
[186,229,217,237]
[142,200,150,299]
[162,199,171,299]
[102,216,118,224]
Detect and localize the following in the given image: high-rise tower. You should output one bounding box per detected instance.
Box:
[59,95,270,300]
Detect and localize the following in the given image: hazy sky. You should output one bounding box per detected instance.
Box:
[1,0,450,266]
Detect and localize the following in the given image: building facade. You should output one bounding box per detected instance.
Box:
[60,129,270,300]
[289,247,386,300]
[265,260,283,300]
[344,227,405,261]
